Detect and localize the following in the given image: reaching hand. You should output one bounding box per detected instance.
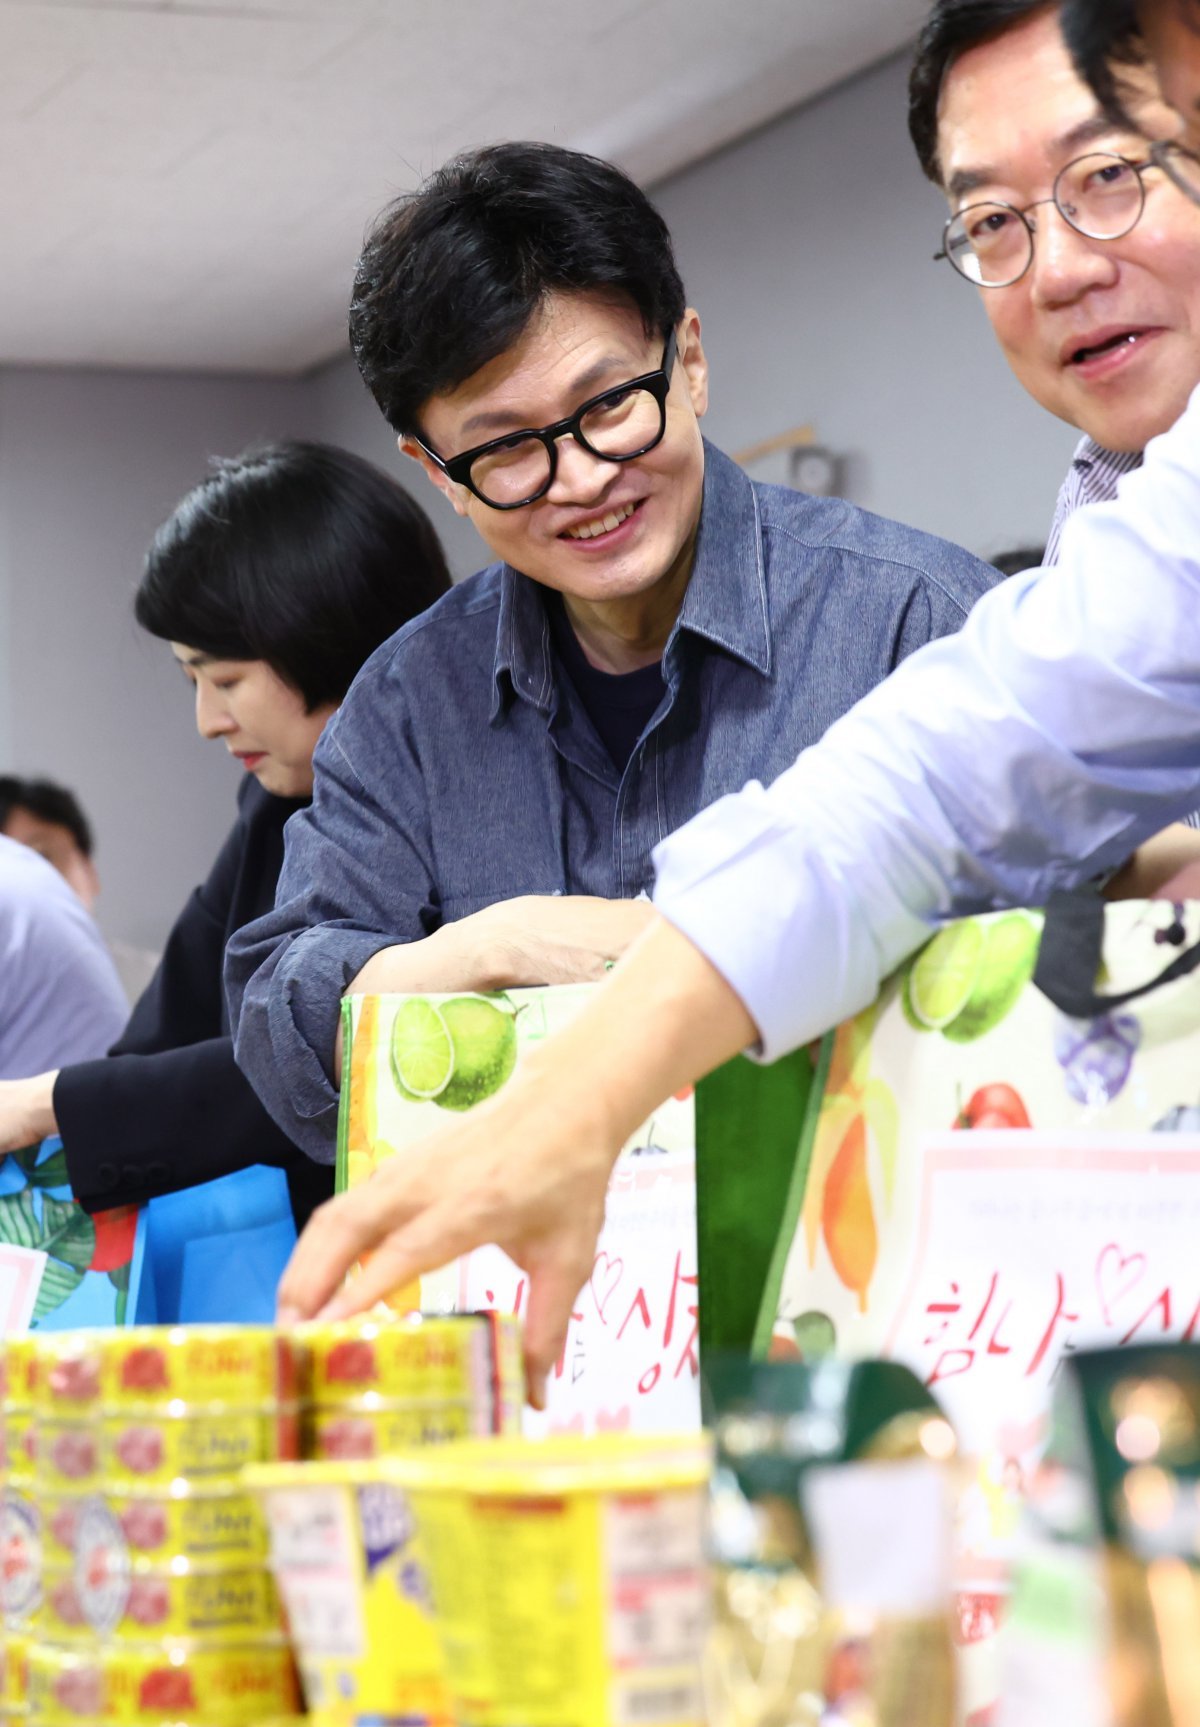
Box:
[280,915,759,1407]
[276,1044,620,1408]
[0,1073,58,1155]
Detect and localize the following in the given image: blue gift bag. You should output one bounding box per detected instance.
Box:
[134,1165,296,1325]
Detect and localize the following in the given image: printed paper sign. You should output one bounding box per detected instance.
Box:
[0,1246,48,1332]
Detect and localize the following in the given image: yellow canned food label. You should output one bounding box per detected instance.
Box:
[40,1411,299,1490]
[7,1338,37,1409]
[5,1633,30,1710]
[6,1416,36,1489]
[41,1564,283,1642]
[299,1316,516,1409]
[99,1328,298,1407]
[1,1491,42,1627]
[42,1490,268,1568]
[28,1640,298,1724]
[305,1401,482,1462]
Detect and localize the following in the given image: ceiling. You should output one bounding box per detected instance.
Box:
[1,0,926,376]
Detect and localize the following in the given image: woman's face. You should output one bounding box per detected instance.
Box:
[171,647,336,798]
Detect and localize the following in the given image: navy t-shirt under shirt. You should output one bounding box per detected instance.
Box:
[547,593,666,774]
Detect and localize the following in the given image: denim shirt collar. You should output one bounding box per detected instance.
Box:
[491,438,771,720]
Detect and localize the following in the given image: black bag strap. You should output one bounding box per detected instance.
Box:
[1033,889,1200,1019]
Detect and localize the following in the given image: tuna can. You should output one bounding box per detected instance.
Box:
[97,1329,298,1409]
[297,1315,521,1425]
[26,1637,299,1723]
[42,1487,267,1571]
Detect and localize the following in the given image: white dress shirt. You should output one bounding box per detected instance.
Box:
[652,388,1200,1061]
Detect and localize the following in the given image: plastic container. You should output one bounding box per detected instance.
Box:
[385,1433,712,1727]
[244,1459,451,1726]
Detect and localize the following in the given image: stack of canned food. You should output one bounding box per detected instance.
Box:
[297,1313,523,1460]
[26,1326,302,1725]
[4,1336,40,1723]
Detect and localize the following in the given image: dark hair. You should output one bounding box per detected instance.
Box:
[349,141,687,437]
[134,441,451,711]
[0,776,93,857]
[989,544,1046,577]
[909,0,1059,184]
[1059,0,1145,121]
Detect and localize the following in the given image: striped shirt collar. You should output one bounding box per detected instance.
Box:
[1044,436,1143,565]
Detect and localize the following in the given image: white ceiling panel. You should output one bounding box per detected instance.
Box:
[1,0,926,374]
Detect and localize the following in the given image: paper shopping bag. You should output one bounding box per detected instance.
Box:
[757,893,1200,1709]
[337,985,814,1436]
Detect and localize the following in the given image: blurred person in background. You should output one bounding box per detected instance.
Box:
[0,441,450,1231]
[276,0,1200,1401]
[226,140,1000,1163]
[0,777,100,910]
[0,834,127,1078]
[0,774,160,1001]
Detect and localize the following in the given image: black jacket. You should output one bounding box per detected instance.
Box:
[55,778,334,1231]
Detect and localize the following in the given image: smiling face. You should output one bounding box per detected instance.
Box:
[405,291,709,616]
[171,649,335,798]
[937,5,1200,451]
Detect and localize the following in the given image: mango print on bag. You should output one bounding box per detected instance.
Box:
[802,1002,898,1313]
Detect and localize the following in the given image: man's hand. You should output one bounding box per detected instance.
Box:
[281,915,758,1406]
[0,1073,58,1154]
[277,1045,618,1408]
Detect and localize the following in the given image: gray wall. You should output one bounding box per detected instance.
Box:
[0,367,312,951]
[0,46,1083,957]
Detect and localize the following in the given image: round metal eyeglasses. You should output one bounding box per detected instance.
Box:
[935,150,1158,288]
[414,330,678,511]
[1150,138,1200,209]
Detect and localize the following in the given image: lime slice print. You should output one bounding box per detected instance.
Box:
[904,921,984,1029]
[390,998,454,1101]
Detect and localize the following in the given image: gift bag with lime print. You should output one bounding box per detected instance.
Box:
[336,984,814,1437]
[754,892,1200,1717]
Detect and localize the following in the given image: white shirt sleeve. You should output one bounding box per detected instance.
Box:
[652,387,1200,1060]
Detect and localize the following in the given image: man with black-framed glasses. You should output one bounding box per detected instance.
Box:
[225,140,996,1159]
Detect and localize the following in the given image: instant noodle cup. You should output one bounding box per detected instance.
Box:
[26,1637,299,1723]
[297,1314,521,1420]
[244,1459,452,1725]
[98,1328,298,1409]
[42,1486,268,1570]
[384,1433,713,1727]
[39,1563,282,1643]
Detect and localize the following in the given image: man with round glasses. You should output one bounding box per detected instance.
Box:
[910,0,1200,561]
[226,141,995,1158]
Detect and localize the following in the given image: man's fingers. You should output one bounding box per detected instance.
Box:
[277,1179,419,1320]
[521,1248,594,1411]
[309,1199,504,1324]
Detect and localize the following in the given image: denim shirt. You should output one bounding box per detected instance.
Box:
[226,442,998,1156]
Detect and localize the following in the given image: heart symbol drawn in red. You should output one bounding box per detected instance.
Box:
[1096,1243,1147,1327]
[590,1252,624,1325]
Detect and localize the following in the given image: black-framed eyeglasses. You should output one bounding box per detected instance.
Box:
[934,151,1159,288]
[414,329,678,511]
[1149,138,1200,209]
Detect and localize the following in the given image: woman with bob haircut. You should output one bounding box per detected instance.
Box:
[0,440,451,1232]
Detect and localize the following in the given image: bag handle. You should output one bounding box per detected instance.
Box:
[1032,889,1200,1019]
